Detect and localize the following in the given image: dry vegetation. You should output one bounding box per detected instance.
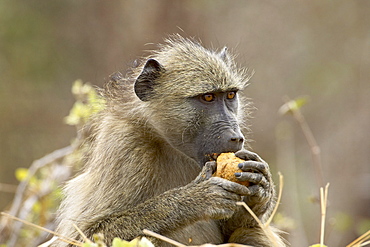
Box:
[0,1,369,246]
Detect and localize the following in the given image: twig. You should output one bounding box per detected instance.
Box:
[38,236,58,247]
[73,223,93,244]
[266,172,284,226]
[236,202,283,247]
[281,97,325,189]
[143,230,255,247]
[347,230,370,247]
[319,184,330,246]
[236,202,265,230]
[7,145,76,219]
[0,183,18,193]
[1,145,77,247]
[360,240,370,246]
[143,229,187,247]
[215,244,252,247]
[1,212,83,247]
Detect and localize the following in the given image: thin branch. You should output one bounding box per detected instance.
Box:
[294,106,324,188]
[319,183,330,246]
[7,145,76,219]
[38,236,58,247]
[236,202,265,230]
[347,230,370,247]
[281,97,325,189]
[215,244,252,247]
[236,202,283,247]
[266,172,284,226]
[0,145,77,247]
[360,240,370,246]
[143,229,187,247]
[0,183,18,193]
[73,223,93,244]
[1,212,83,246]
[143,229,252,247]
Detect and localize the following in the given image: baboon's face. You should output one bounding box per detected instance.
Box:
[183,90,244,166]
[135,58,246,166]
[149,89,245,167]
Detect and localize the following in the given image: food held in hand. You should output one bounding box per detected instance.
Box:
[213,152,249,186]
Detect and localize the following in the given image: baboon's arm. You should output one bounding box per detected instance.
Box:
[84,164,249,244]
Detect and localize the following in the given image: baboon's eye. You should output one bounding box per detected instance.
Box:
[227,91,236,99]
[201,93,215,102]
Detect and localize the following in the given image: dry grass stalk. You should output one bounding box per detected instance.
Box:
[266,172,284,226]
[0,212,83,247]
[0,183,18,193]
[143,229,253,247]
[73,223,93,244]
[319,184,330,247]
[236,202,282,247]
[143,229,187,247]
[143,173,285,247]
[212,244,252,247]
[346,230,370,247]
[2,173,286,247]
[38,236,59,247]
[236,172,285,247]
[236,202,264,228]
[280,97,324,189]
[7,145,76,219]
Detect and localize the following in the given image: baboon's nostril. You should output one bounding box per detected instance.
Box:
[231,136,244,143]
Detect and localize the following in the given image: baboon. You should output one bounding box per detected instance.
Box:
[54,35,285,247]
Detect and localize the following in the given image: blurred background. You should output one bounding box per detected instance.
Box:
[0,0,369,246]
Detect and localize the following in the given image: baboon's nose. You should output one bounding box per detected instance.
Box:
[226,130,244,152]
[230,136,244,143]
[228,129,244,143]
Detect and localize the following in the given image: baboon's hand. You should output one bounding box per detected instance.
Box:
[193,160,216,183]
[234,150,275,217]
[187,161,250,220]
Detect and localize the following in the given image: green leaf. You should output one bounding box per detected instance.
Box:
[294,96,309,110]
[82,243,97,247]
[111,238,154,247]
[278,96,309,115]
[32,201,41,214]
[65,80,105,126]
[112,238,128,247]
[15,168,29,182]
[72,79,84,95]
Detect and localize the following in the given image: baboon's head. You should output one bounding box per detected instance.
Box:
[134,36,251,166]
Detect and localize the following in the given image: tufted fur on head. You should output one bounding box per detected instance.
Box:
[104,34,252,103]
[53,35,260,247]
[101,34,253,134]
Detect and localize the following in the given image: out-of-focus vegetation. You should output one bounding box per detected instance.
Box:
[64,80,105,127]
[83,236,154,247]
[0,81,98,246]
[0,0,369,246]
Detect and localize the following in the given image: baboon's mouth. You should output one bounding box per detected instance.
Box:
[205,153,221,161]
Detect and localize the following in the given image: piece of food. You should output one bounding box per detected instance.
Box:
[213,152,249,186]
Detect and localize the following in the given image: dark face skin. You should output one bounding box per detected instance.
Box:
[188,90,245,166]
[144,89,245,168]
[134,58,245,167]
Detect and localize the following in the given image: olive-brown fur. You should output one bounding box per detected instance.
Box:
[53,35,285,247]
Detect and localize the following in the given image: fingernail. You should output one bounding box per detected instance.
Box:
[235,172,241,178]
[238,163,243,169]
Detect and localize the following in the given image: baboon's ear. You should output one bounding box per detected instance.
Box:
[134,59,165,101]
[218,47,232,66]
